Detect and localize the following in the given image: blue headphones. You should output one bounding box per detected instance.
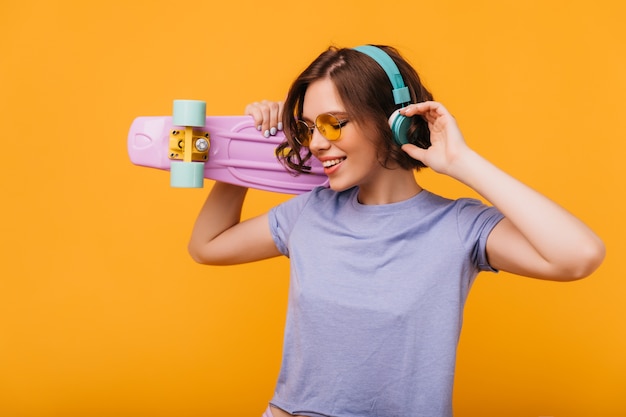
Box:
[353,45,412,145]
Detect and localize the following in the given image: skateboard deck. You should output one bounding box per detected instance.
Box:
[127,115,328,194]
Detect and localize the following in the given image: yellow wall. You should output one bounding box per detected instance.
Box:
[1,0,624,416]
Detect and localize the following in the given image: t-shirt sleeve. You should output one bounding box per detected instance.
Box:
[455,198,504,272]
[268,188,316,257]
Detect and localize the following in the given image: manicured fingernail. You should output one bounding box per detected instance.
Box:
[263,130,270,138]
[270,127,277,136]
[257,125,262,131]
[277,122,283,131]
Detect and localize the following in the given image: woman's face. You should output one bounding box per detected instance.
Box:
[302,78,385,192]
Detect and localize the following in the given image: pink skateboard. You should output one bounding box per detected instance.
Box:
[127,100,328,194]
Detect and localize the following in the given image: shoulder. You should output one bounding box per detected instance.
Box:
[282,186,356,210]
[423,191,498,216]
[416,192,503,239]
[411,190,481,218]
[269,186,351,221]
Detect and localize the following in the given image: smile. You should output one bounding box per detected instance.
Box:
[322,157,346,168]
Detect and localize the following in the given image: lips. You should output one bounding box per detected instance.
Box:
[322,157,346,168]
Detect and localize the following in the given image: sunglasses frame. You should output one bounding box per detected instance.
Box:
[295,113,349,147]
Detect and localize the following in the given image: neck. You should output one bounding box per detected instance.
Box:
[357,168,422,205]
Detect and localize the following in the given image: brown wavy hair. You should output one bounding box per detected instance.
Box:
[276,45,434,174]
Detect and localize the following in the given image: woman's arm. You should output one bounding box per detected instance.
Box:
[187,181,280,266]
[400,102,605,281]
[188,102,287,265]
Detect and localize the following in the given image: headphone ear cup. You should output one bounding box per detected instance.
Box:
[389,109,411,146]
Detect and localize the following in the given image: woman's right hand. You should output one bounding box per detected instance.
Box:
[244,100,284,138]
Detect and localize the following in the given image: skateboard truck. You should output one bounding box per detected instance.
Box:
[169,99,209,188]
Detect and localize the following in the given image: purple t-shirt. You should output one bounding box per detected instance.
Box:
[268,186,504,417]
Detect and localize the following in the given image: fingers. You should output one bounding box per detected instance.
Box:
[399,101,449,124]
[244,100,284,138]
[401,143,427,162]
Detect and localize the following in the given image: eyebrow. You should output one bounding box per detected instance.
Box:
[300,111,350,122]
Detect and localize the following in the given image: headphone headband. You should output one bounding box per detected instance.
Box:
[353,45,413,145]
[353,45,411,105]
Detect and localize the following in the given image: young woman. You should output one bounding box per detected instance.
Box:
[188,45,605,417]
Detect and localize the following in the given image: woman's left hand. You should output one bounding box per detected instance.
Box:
[399,101,472,177]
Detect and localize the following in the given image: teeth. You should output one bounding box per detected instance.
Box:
[322,158,345,168]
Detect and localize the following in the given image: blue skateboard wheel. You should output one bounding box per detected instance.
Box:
[172,100,206,127]
[170,161,205,188]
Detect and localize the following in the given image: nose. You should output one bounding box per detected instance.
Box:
[308,127,330,153]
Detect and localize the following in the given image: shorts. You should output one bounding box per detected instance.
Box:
[262,405,274,417]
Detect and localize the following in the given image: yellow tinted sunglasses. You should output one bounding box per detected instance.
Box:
[295,113,349,147]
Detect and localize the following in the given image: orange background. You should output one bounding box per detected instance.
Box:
[1,1,624,416]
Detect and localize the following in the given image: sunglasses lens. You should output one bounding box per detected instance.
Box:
[295,120,312,146]
[316,113,342,141]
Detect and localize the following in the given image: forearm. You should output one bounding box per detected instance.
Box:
[188,182,248,263]
[451,150,605,277]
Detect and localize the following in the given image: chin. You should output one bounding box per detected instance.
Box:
[328,179,355,192]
